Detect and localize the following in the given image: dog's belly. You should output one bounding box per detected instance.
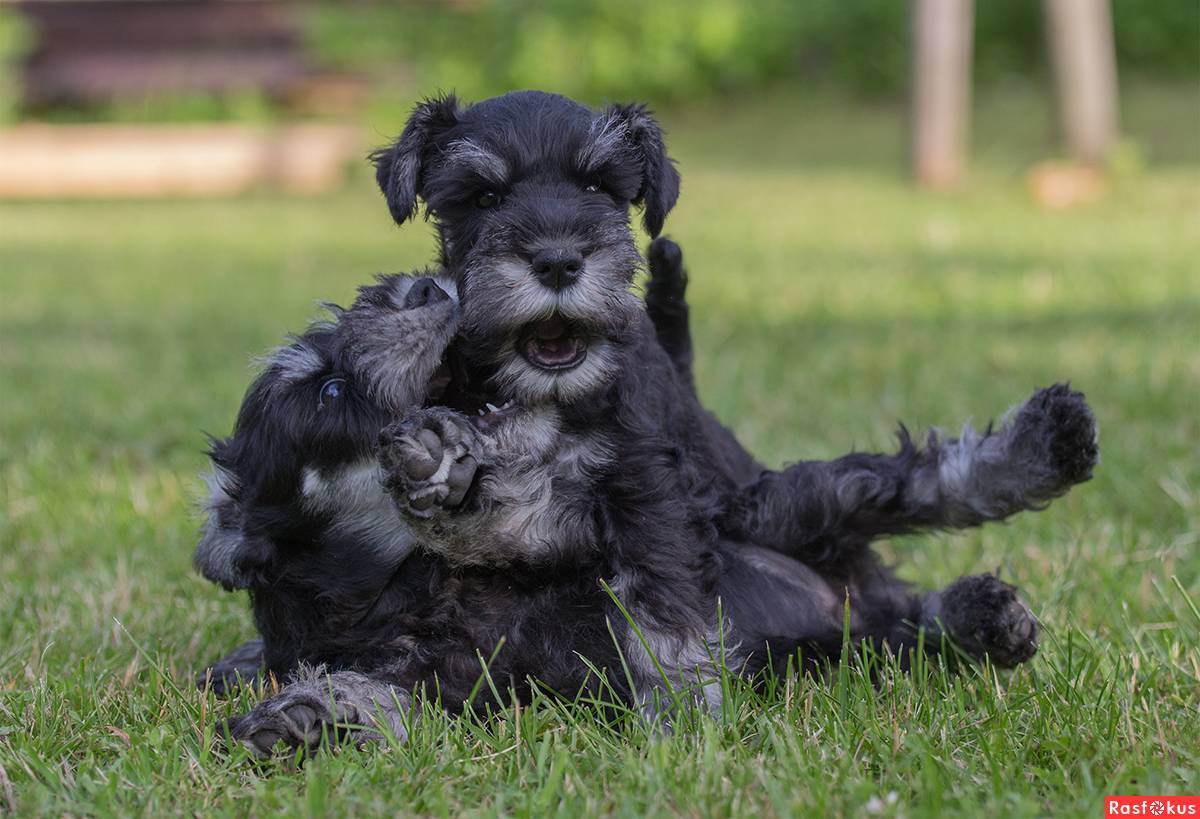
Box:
[718,543,851,654]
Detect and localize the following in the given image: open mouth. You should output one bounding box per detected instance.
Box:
[417,315,590,432]
[518,317,587,371]
[423,349,520,432]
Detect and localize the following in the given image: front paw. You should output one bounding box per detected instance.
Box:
[1011,383,1099,491]
[646,237,687,296]
[196,639,264,696]
[225,671,408,757]
[379,408,480,519]
[937,573,1039,668]
[227,689,340,756]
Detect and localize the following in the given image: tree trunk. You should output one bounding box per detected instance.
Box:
[1044,0,1119,165]
[910,0,974,188]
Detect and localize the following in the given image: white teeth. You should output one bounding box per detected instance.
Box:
[477,409,486,416]
[485,403,501,413]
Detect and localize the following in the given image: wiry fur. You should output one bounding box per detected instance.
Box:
[209,91,1099,755]
[194,272,460,680]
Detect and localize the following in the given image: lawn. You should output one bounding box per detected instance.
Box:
[1,85,1198,816]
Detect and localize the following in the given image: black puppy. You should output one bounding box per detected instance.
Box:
[195,272,460,689]
[218,91,1097,754]
[368,89,1094,646]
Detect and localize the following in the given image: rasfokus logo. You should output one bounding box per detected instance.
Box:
[1106,796,1200,816]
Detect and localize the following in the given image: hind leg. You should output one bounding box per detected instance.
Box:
[834,562,1039,670]
[873,573,1038,669]
[727,384,1099,563]
[729,555,1039,674]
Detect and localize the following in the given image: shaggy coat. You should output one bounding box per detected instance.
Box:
[202,91,1099,755]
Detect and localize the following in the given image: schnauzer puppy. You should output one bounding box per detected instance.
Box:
[366,89,1094,673]
[218,253,1096,755]
[194,272,460,690]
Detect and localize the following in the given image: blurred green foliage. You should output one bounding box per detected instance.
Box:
[0,6,35,124]
[37,88,279,125]
[309,0,1199,103]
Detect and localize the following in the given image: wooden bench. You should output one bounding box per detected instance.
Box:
[15,0,310,106]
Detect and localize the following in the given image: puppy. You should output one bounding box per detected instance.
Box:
[367,90,1095,652]
[195,273,461,690]
[226,270,1090,765]
[222,264,1096,754]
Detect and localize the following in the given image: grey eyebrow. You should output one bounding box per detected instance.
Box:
[443,139,508,184]
[576,114,628,174]
[257,341,326,384]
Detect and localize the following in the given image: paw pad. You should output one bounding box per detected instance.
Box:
[939,573,1039,668]
[380,410,479,518]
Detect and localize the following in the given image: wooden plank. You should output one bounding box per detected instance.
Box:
[0,124,361,197]
[16,0,308,103]
[17,1,299,49]
[27,52,307,101]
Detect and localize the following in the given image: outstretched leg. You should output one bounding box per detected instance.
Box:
[725,384,1099,563]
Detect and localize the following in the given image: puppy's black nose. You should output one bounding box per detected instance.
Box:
[404,277,450,309]
[531,248,584,290]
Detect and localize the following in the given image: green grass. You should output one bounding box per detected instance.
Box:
[2,86,1198,816]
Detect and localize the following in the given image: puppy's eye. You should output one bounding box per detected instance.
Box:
[583,182,601,194]
[318,378,345,409]
[475,191,501,209]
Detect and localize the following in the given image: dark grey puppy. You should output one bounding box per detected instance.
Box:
[195,272,461,690]
[219,91,1097,754]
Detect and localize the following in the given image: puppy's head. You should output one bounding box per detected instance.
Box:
[371,90,680,406]
[194,274,459,591]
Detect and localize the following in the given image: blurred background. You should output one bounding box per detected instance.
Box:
[0,0,1196,194]
[1,3,1198,811]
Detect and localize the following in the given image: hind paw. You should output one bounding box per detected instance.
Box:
[936,573,1039,668]
[1012,383,1100,491]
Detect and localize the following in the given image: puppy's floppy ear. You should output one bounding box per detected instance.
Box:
[193,456,274,591]
[605,103,680,238]
[370,94,461,225]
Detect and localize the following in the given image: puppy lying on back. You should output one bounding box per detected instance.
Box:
[203,92,1098,755]
[195,273,461,688]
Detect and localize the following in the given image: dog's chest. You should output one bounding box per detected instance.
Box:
[487,422,614,551]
